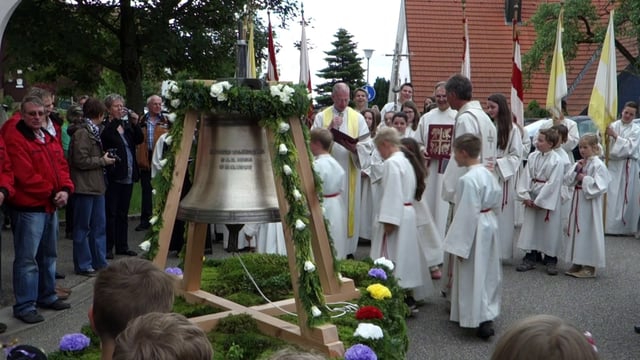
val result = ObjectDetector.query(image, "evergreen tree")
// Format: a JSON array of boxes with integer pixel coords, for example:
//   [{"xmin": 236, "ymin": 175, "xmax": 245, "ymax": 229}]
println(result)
[
  {"xmin": 372, "ymin": 77, "xmax": 390, "ymax": 109},
  {"xmin": 315, "ymin": 28, "xmax": 365, "ymax": 107}
]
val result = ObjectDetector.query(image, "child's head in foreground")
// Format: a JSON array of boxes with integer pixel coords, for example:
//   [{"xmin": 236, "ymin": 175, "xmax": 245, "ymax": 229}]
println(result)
[
  {"xmin": 90, "ymin": 258, "xmax": 176, "ymax": 344},
  {"xmin": 491, "ymin": 314, "xmax": 598, "ymax": 360},
  {"xmin": 113, "ymin": 312, "xmax": 213, "ymax": 360}
]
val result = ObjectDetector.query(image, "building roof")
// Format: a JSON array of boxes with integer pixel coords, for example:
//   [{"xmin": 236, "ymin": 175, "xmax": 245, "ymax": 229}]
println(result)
[{"xmin": 405, "ymin": 0, "xmax": 638, "ymax": 116}]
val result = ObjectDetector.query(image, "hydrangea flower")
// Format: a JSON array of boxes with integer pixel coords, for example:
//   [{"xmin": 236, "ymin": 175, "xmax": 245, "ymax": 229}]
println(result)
[
  {"xmin": 165, "ymin": 267, "xmax": 183, "ymax": 276},
  {"xmin": 366, "ymin": 284, "xmax": 392, "ymax": 300},
  {"xmin": 344, "ymin": 344, "xmax": 377, "ymax": 360},
  {"xmin": 374, "ymin": 257, "xmax": 395, "ymax": 271},
  {"xmin": 353, "ymin": 323, "xmax": 384, "ymax": 340},
  {"xmin": 368, "ymin": 268, "xmax": 387, "ymax": 280},
  {"xmin": 59, "ymin": 333, "xmax": 90, "ymax": 352},
  {"xmin": 355, "ymin": 306, "xmax": 384, "ymax": 320}
]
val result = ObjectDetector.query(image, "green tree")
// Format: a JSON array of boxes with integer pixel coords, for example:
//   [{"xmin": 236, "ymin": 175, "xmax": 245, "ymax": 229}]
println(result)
[
  {"xmin": 4, "ymin": 0, "xmax": 299, "ymax": 112},
  {"xmin": 315, "ymin": 28, "xmax": 365, "ymax": 107},
  {"xmin": 523, "ymin": 0, "xmax": 640, "ymax": 85},
  {"xmin": 371, "ymin": 77, "xmax": 390, "ymax": 109}
]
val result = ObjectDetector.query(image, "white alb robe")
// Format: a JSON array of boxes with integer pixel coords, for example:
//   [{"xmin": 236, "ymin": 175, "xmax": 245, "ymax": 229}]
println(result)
[
  {"xmin": 444, "ymin": 164, "xmax": 502, "ymax": 328},
  {"xmin": 442, "ymin": 101, "xmax": 497, "ymax": 203},
  {"xmin": 313, "ymin": 108, "xmax": 369, "ymax": 255},
  {"xmin": 554, "ymin": 147, "xmax": 572, "ymax": 239},
  {"xmin": 564, "ymin": 156, "xmax": 609, "ymax": 267},
  {"xmin": 241, "ymin": 223, "xmax": 287, "ymax": 255},
  {"xmin": 516, "ymin": 150, "xmax": 564, "ymax": 257},
  {"xmin": 314, "ymin": 154, "xmax": 348, "ymax": 259},
  {"xmin": 413, "ymin": 107, "xmax": 457, "ymax": 238},
  {"xmin": 373, "ymin": 151, "xmax": 427, "ymax": 292},
  {"xmin": 413, "ymin": 184, "xmax": 444, "ymax": 268},
  {"xmin": 495, "ymin": 126, "xmax": 523, "ymax": 261},
  {"xmin": 605, "ymin": 120, "xmax": 640, "ymax": 235},
  {"xmin": 357, "ymin": 138, "xmax": 384, "ymax": 241}
]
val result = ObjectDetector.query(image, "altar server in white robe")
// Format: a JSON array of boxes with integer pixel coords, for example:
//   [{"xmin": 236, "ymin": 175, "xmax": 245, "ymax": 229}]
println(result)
[
  {"xmin": 516, "ymin": 128, "xmax": 564, "ymax": 275},
  {"xmin": 373, "ymin": 128, "xmax": 432, "ymax": 302},
  {"xmin": 486, "ymin": 94, "xmax": 523, "ymax": 262},
  {"xmin": 550, "ymin": 124, "xmax": 573, "ymax": 239},
  {"xmin": 413, "ymin": 81, "xmax": 457, "ymax": 239},
  {"xmin": 534, "ymin": 107, "xmax": 580, "ymax": 162},
  {"xmin": 443, "ymin": 134, "xmax": 502, "ymax": 339},
  {"xmin": 564, "ymin": 134, "xmax": 610, "ymax": 278},
  {"xmin": 310, "ymin": 128, "xmax": 348, "ymax": 259},
  {"xmin": 313, "ymin": 82, "xmax": 370, "ymax": 257},
  {"xmin": 604, "ymin": 101, "xmax": 640, "ymax": 235},
  {"xmin": 242, "ymin": 223, "xmax": 286, "ymax": 255}
]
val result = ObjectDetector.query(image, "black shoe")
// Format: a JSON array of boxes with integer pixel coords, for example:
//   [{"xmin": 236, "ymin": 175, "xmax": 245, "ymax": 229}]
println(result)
[
  {"xmin": 0, "ymin": 322, "xmax": 6, "ymax": 333},
  {"xmin": 55, "ymin": 272, "xmax": 65, "ymax": 279},
  {"xmin": 106, "ymin": 252, "xmax": 114, "ymax": 259},
  {"xmin": 346, "ymin": 254, "xmax": 355, "ymax": 260},
  {"xmin": 16, "ymin": 310, "xmax": 44, "ymax": 324},
  {"xmin": 135, "ymin": 223, "xmax": 150, "ymax": 231},
  {"xmin": 76, "ymin": 269, "xmax": 97, "ymax": 277},
  {"xmin": 477, "ymin": 321, "xmax": 495, "ymax": 339},
  {"xmin": 116, "ymin": 250, "xmax": 138, "ymax": 256},
  {"xmin": 38, "ymin": 299, "xmax": 71, "ymax": 311},
  {"xmin": 635, "ymin": 325, "xmax": 640, "ymax": 334}
]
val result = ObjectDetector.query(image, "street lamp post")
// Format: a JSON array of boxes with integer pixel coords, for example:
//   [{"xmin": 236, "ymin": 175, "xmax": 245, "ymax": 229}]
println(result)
[{"xmin": 363, "ymin": 49, "xmax": 374, "ymax": 84}]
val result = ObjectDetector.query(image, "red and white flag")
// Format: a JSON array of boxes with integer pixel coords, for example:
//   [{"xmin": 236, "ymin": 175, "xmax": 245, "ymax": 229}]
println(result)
[
  {"xmin": 266, "ymin": 12, "xmax": 278, "ymax": 82},
  {"xmin": 461, "ymin": 16, "xmax": 471, "ymax": 79},
  {"xmin": 511, "ymin": 34, "xmax": 524, "ymax": 127},
  {"xmin": 299, "ymin": 14, "xmax": 311, "ymax": 92}
]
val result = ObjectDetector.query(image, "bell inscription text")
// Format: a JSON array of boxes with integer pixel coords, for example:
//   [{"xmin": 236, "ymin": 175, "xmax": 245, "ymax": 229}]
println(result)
[{"xmin": 211, "ymin": 148, "xmax": 265, "ymax": 170}]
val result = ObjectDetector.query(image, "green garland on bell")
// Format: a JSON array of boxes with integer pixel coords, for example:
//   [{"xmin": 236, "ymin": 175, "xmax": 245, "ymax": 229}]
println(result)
[{"xmin": 143, "ymin": 79, "xmax": 340, "ymax": 326}]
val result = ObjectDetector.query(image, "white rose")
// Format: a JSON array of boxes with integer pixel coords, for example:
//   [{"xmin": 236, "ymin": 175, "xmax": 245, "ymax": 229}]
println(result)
[
  {"xmin": 210, "ymin": 81, "xmax": 231, "ymax": 101},
  {"xmin": 139, "ymin": 240, "xmax": 151, "ymax": 252},
  {"xmin": 304, "ymin": 261, "xmax": 316, "ymax": 272},
  {"xmin": 170, "ymin": 84, "xmax": 180, "ymax": 94},
  {"xmin": 283, "ymin": 164, "xmax": 292, "ymax": 176},
  {"xmin": 164, "ymin": 135, "xmax": 173, "ymax": 146},
  {"xmin": 170, "ymin": 98, "xmax": 181, "ymax": 108},
  {"xmin": 278, "ymin": 122, "xmax": 290, "ymax": 133},
  {"xmin": 354, "ymin": 323, "xmax": 384, "ymax": 340},
  {"xmin": 161, "ymin": 80, "xmax": 177, "ymax": 99},
  {"xmin": 292, "ymin": 189, "xmax": 302, "ymax": 201},
  {"xmin": 167, "ymin": 113, "xmax": 177, "ymax": 123},
  {"xmin": 311, "ymin": 306, "xmax": 322, "ymax": 317},
  {"xmin": 159, "ymin": 159, "xmax": 168, "ymax": 167},
  {"xmin": 149, "ymin": 216, "xmax": 159, "ymax": 225},
  {"xmin": 295, "ymin": 219, "xmax": 306, "ymax": 231},
  {"xmin": 152, "ymin": 189, "xmax": 157, "ymax": 195},
  {"xmin": 278, "ymin": 144, "xmax": 288, "ymax": 155}
]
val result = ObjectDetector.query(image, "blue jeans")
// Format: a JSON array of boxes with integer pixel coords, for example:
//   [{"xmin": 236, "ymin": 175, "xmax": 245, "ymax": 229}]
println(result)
[
  {"xmin": 12, "ymin": 210, "xmax": 59, "ymax": 316},
  {"xmin": 72, "ymin": 194, "xmax": 108, "ymax": 272}
]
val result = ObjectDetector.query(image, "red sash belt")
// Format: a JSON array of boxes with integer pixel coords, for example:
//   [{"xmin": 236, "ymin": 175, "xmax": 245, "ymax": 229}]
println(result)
[
  {"xmin": 404, "ymin": 202, "xmax": 412, "ymax": 206},
  {"xmin": 480, "ymin": 208, "xmax": 492, "ymax": 213},
  {"xmin": 532, "ymin": 178, "xmax": 547, "ymax": 183},
  {"xmin": 324, "ymin": 192, "xmax": 340, "ymax": 198}
]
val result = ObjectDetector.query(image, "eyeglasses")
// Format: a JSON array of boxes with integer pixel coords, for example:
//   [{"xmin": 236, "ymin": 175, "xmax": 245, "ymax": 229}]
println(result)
[
  {"xmin": 435, "ymin": 95, "xmax": 447, "ymax": 99},
  {"xmin": 26, "ymin": 111, "xmax": 45, "ymax": 116}
]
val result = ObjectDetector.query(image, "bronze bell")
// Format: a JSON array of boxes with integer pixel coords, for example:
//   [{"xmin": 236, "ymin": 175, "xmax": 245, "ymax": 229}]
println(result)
[{"xmin": 177, "ymin": 112, "xmax": 281, "ymax": 224}]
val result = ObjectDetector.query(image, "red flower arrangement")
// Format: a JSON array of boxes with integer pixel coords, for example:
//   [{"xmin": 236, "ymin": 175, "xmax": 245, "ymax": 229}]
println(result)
[{"xmin": 355, "ymin": 305, "xmax": 384, "ymax": 320}]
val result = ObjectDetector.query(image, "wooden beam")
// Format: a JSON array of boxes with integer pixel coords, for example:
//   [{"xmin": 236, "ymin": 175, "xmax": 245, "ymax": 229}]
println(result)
[
  {"xmin": 153, "ymin": 109, "xmax": 197, "ymax": 269},
  {"xmin": 182, "ymin": 222, "xmax": 208, "ymax": 292}
]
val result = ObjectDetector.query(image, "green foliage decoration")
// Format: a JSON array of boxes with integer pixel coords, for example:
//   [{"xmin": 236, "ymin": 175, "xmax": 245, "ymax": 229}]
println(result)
[{"xmin": 143, "ymin": 79, "xmax": 338, "ymax": 327}]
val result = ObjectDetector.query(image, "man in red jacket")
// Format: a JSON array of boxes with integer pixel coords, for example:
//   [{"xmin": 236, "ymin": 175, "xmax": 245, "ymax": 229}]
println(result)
[{"xmin": 3, "ymin": 96, "xmax": 74, "ymax": 324}]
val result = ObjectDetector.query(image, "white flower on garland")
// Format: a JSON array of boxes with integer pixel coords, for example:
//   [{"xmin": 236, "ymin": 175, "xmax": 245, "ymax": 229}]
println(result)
[
  {"xmin": 164, "ymin": 135, "xmax": 173, "ymax": 146},
  {"xmin": 159, "ymin": 159, "xmax": 168, "ymax": 168},
  {"xmin": 283, "ymin": 164, "xmax": 293, "ymax": 176},
  {"xmin": 354, "ymin": 323, "xmax": 384, "ymax": 340},
  {"xmin": 295, "ymin": 219, "xmax": 306, "ymax": 231},
  {"xmin": 210, "ymin": 81, "xmax": 232, "ymax": 101},
  {"xmin": 292, "ymin": 189, "xmax": 302, "ymax": 201},
  {"xmin": 278, "ymin": 144, "xmax": 288, "ymax": 155},
  {"xmin": 167, "ymin": 113, "xmax": 177, "ymax": 123},
  {"xmin": 139, "ymin": 240, "xmax": 151, "ymax": 252},
  {"xmin": 149, "ymin": 216, "xmax": 159, "ymax": 225},
  {"xmin": 374, "ymin": 257, "xmax": 395, "ymax": 271},
  {"xmin": 304, "ymin": 261, "xmax": 316, "ymax": 272},
  {"xmin": 152, "ymin": 189, "xmax": 157, "ymax": 195},
  {"xmin": 311, "ymin": 306, "xmax": 322, "ymax": 317},
  {"xmin": 161, "ymin": 80, "xmax": 178, "ymax": 100},
  {"xmin": 270, "ymin": 84, "xmax": 295, "ymax": 104},
  {"xmin": 170, "ymin": 98, "xmax": 181, "ymax": 108},
  {"xmin": 278, "ymin": 122, "xmax": 290, "ymax": 133}
]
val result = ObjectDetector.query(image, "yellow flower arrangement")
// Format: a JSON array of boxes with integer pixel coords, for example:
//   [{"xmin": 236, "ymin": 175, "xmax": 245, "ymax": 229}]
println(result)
[{"xmin": 366, "ymin": 283, "xmax": 392, "ymax": 300}]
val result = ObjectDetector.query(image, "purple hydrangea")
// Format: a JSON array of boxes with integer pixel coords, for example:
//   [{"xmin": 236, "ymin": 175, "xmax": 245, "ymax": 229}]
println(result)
[
  {"xmin": 59, "ymin": 333, "xmax": 90, "ymax": 352},
  {"xmin": 344, "ymin": 344, "xmax": 377, "ymax": 360},
  {"xmin": 368, "ymin": 268, "xmax": 387, "ymax": 280},
  {"xmin": 165, "ymin": 267, "xmax": 183, "ymax": 276}
]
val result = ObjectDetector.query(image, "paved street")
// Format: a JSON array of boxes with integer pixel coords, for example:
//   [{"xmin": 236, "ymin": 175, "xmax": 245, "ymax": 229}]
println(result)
[{"xmin": 1, "ymin": 221, "xmax": 639, "ymax": 358}]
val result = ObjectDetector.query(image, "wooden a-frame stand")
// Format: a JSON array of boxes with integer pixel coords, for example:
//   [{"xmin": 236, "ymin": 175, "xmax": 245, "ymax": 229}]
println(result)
[{"xmin": 152, "ymin": 107, "xmax": 359, "ymax": 356}]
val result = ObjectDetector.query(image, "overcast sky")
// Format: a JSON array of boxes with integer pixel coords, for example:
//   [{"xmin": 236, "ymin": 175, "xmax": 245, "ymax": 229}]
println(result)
[{"xmin": 260, "ymin": 0, "xmax": 405, "ymax": 90}]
